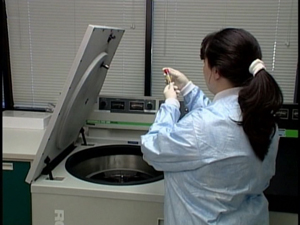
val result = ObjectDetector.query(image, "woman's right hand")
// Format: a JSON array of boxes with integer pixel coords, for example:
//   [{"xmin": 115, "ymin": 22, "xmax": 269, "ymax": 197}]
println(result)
[{"xmin": 162, "ymin": 67, "xmax": 189, "ymax": 90}]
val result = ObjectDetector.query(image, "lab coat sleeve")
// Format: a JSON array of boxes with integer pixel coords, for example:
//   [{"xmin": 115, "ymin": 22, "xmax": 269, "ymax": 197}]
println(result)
[
  {"xmin": 182, "ymin": 82, "xmax": 211, "ymax": 112},
  {"xmin": 141, "ymin": 103, "xmax": 205, "ymax": 172}
]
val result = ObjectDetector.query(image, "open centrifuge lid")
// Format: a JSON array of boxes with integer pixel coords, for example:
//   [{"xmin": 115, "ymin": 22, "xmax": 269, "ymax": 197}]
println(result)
[{"xmin": 26, "ymin": 25, "xmax": 125, "ymax": 183}]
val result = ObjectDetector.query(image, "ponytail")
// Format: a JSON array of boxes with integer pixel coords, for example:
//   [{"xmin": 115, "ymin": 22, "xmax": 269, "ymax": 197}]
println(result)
[{"xmin": 238, "ymin": 69, "xmax": 283, "ymax": 161}]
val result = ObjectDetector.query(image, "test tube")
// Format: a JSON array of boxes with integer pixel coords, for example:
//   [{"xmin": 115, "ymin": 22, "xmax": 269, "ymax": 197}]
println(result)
[{"xmin": 164, "ymin": 69, "xmax": 172, "ymax": 85}]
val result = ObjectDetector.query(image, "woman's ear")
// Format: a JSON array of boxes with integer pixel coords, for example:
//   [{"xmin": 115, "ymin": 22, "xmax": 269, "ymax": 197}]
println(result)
[{"xmin": 212, "ymin": 68, "xmax": 221, "ymax": 80}]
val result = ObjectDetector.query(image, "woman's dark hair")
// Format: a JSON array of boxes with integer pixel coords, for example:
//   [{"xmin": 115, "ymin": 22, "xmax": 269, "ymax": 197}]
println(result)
[{"xmin": 200, "ymin": 28, "xmax": 283, "ymax": 161}]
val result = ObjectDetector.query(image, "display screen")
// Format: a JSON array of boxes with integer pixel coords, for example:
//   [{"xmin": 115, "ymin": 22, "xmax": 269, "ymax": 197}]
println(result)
[
  {"xmin": 130, "ymin": 102, "xmax": 144, "ymax": 111},
  {"xmin": 110, "ymin": 101, "xmax": 125, "ymax": 110}
]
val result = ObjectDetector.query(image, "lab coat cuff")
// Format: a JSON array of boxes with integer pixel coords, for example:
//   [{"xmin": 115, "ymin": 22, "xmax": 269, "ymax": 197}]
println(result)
[
  {"xmin": 165, "ymin": 98, "xmax": 180, "ymax": 108},
  {"xmin": 181, "ymin": 81, "xmax": 195, "ymax": 96}
]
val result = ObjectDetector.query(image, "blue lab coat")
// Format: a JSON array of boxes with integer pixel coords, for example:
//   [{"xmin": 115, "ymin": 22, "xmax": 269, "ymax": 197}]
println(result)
[{"xmin": 141, "ymin": 83, "xmax": 279, "ymax": 225}]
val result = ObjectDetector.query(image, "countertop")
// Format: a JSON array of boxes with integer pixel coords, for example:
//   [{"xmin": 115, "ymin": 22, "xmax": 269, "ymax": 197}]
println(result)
[{"xmin": 3, "ymin": 127, "xmax": 46, "ymax": 161}]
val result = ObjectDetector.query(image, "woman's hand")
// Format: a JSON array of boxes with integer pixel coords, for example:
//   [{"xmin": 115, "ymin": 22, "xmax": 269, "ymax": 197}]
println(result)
[
  {"xmin": 162, "ymin": 67, "xmax": 189, "ymax": 90},
  {"xmin": 164, "ymin": 82, "xmax": 180, "ymax": 100}
]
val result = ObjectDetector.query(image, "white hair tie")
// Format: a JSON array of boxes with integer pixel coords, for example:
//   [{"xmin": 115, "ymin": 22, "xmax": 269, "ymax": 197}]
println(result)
[{"xmin": 249, "ymin": 59, "xmax": 266, "ymax": 76}]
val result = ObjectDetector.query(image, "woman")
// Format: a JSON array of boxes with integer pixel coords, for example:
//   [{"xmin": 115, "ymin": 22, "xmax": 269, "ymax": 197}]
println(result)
[{"xmin": 141, "ymin": 28, "xmax": 283, "ymax": 225}]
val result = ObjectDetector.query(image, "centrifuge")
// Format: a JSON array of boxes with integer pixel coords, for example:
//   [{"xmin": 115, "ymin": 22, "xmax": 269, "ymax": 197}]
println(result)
[{"xmin": 26, "ymin": 24, "xmax": 165, "ymax": 225}]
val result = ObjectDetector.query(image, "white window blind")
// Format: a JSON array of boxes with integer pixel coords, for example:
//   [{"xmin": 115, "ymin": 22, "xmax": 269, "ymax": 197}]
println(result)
[
  {"xmin": 152, "ymin": 0, "xmax": 298, "ymax": 103},
  {"xmin": 6, "ymin": 0, "xmax": 146, "ymax": 109}
]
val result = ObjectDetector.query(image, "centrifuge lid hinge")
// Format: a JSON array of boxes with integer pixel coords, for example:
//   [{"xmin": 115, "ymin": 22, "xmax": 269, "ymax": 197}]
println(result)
[{"xmin": 41, "ymin": 143, "xmax": 76, "ymax": 178}]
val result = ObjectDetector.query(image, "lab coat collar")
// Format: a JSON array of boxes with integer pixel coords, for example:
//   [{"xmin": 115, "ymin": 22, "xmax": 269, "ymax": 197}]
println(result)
[{"xmin": 213, "ymin": 87, "xmax": 242, "ymax": 102}]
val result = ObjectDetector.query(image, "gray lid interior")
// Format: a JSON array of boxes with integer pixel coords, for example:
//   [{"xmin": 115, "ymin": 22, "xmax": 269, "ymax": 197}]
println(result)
[{"xmin": 26, "ymin": 25, "xmax": 125, "ymax": 183}]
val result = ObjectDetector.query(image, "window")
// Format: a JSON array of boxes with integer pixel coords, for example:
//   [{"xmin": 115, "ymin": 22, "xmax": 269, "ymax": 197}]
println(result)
[
  {"xmin": 151, "ymin": 0, "xmax": 298, "ymax": 103},
  {"xmin": 6, "ymin": 0, "xmax": 146, "ymax": 109},
  {"xmin": 5, "ymin": 0, "xmax": 298, "ymax": 109}
]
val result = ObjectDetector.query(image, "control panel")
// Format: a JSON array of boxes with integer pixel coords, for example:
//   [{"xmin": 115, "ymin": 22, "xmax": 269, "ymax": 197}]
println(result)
[
  {"xmin": 276, "ymin": 104, "xmax": 298, "ymax": 121},
  {"xmin": 97, "ymin": 97, "xmax": 189, "ymax": 118},
  {"xmin": 275, "ymin": 103, "xmax": 298, "ymax": 135},
  {"xmin": 86, "ymin": 96, "xmax": 189, "ymax": 131},
  {"xmin": 98, "ymin": 97, "xmax": 158, "ymax": 114}
]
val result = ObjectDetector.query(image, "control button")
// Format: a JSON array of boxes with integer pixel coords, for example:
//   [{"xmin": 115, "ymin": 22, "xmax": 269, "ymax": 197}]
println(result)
[{"xmin": 146, "ymin": 102, "xmax": 153, "ymax": 110}]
